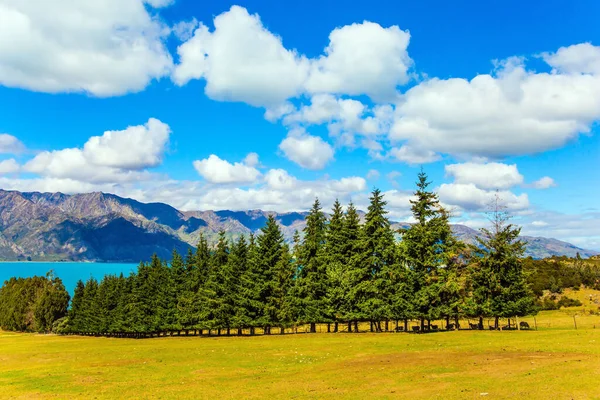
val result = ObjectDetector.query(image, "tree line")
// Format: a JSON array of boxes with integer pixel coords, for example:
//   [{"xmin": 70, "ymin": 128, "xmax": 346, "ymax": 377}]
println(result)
[{"xmin": 1, "ymin": 173, "xmax": 540, "ymax": 336}]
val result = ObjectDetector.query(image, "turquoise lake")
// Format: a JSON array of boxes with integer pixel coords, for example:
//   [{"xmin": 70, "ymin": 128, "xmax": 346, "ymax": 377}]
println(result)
[{"xmin": 0, "ymin": 262, "xmax": 138, "ymax": 295}]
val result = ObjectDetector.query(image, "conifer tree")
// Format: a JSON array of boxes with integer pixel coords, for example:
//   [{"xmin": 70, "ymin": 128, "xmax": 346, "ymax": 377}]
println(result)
[
  {"xmin": 256, "ymin": 215, "xmax": 286, "ymax": 333},
  {"xmin": 296, "ymin": 199, "xmax": 329, "ymax": 333},
  {"xmin": 401, "ymin": 171, "xmax": 459, "ymax": 330},
  {"xmin": 342, "ymin": 202, "xmax": 363, "ymax": 331},
  {"xmin": 467, "ymin": 196, "xmax": 536, "ymax": 329},
  {"xmin": 324, "ymin": 200, "xmax": 347, "ymax": 331},
  {"xmin": 237, "ymin": 234, "xmax": 263, "ymax": 334}
]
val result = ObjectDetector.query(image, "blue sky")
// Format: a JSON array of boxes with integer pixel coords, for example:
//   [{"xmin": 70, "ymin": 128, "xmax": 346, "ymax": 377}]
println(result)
[{"xmin": 0, "ymin": 0, "xmax": 599, "ymax": 249}]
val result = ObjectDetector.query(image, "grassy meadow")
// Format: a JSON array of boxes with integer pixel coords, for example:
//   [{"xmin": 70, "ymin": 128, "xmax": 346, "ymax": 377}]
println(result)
[{"xmin": 2, "ymin": 304, "xmax": 600, "ymax": 399}]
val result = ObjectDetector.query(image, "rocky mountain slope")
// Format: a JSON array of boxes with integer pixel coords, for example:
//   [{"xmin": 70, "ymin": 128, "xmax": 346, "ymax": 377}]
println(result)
[{"xmin": 0, "ymin": 190, "xmax": 596, "ymax": 262}]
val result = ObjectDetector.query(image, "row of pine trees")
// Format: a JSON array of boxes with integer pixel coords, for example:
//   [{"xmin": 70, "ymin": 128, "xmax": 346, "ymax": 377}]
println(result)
[{"xmin": 65, "ymin": 173, "xmax": 537, "ymax": 336}]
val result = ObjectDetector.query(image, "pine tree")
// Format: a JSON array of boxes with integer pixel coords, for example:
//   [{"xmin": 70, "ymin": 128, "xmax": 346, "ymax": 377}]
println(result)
[
  {"xmin": 68, "ymin": 280, "xmax": 86, "ymax": 332},
  {"xmin": 342, "ymin": 202, "xmax": 363, "ymax": 331},
  {"xmin": 401, "ymin": 171, "xmax": 459, "ymax": 330},
  {"xmin": 236, "ymin": 233, "xmax": 263, "ymax": 334},
  {"xmin": 467, "ymin": 196, "xmax": 537, "ymax": 329},
  {"xmin": 198, "ymin": 231, "xmax": 229, "ymax": 333},
  {"xmin": 296, "ymin": 199, "xmax": 329, "ymax": 332},
  {"xmin": 324, "ymin": 200, "xmax": 347, "ymax": 331},
  {"xmin": 256, "ymin": 215, "xmax": 286, "ymax": 333},
  {"xmin": 354, "ymin": 189, "xmax": 397, "ymax": 331}
]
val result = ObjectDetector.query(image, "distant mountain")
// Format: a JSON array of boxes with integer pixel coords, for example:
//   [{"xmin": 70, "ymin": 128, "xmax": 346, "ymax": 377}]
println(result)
[{"xmin": 0, "ymin": 190, "xmax": 596, "ymax": 262}]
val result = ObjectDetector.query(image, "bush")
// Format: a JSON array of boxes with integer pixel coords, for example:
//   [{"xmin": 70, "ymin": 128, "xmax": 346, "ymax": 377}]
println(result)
[
  {"xmin": 52, "ymin": 317, "xmax": 69, "ymax": 334},
  {"xmin": 538, "ymin": 297, "xmax": 559, "ymax": 310},
  {"xmin": 557, "ymin": 296, "xmax": 583, "ymax": 308}
]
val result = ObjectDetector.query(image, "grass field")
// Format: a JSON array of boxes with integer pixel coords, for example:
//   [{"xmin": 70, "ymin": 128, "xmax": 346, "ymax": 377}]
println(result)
[{"xmin": 2, "ymin": 307, "xmax": 600, "ymax": 399}]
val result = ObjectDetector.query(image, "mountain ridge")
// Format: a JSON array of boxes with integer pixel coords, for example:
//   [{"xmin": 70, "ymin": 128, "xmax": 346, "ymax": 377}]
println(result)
[{"xmin": 0, "ymin": 189, "xmax": 596, "ymax": 262}]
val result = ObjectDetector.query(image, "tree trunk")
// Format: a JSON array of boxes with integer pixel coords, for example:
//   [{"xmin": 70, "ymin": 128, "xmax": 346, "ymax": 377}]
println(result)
[
  {"xmin": 479, "ymin": 316, "xmax": 484, "ymax": 330},
  {"xmin": 445, "ymin": 316, "xmax": 450, "ymax": 330},
  {"xmin": 334, "ymin": 322, "xmax": 339, "ymax": 333},
  {"xmin": 238, "ymin": 328, "xmax": 243, "ymax": 336},
  {"xmin": 348, "ymin": 321, "xmax": 352, "ymax": 333},
  {"xmin": 310, "ymin": 322, "xmax": 316, "ymax": 333},
  {"xmin": 354, "ymin": 320, "xmax": 359, "ymax": 333},
  {"xmin": 454, "ymin": 315, "xmax": 460, "ymax": 329},
  {"xmin": 280, "ymin": 326, "xmax": 285, "ymax": 335},
  {"xmin": 250, "ymin": 327, "xmax": 255, "ymax": 336},
  {"xmin": 420, "ymin": 318, "xmax": 425, "ymax": 331},
  {"xmin": 495, "ymin": 316, "xmax": 499, "ymax": 330},
  {"xmin": 404, "ymin": 319, "xmax": 408, "ymax": 332},
  {"xmin": 385, "ymin": 320, "xmax": 389, "ymax": 332},
  {"xmin": 227, "ymin": 327, "xmax": 230, "ymax": 336},
  {"xmin": 327, "ymin": 323, "xmax": 331, "ymax": 333}
]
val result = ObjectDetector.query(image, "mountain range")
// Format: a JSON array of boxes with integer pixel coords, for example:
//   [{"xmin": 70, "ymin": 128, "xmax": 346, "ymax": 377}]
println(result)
[{"xmin": 0, "ymin": 190, "xmax": 596, "ymax": 262}]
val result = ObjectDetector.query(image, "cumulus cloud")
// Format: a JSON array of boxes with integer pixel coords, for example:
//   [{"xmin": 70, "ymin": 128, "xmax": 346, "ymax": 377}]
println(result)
[
  {"xmin": 542, "ymin": 42, "xmax": 600, "ymax": 75},
  {"xmin": 389, "ymin": 145, "xmax": 440, "ymax": 164},
  {"xmin": 193, "ymin": 154, "xmax": 261, "ymax": 184},
  {"xmin": 0, "ymin": 134, "xmax": 25, "ymax": 154},
  {"xmin": 0, "ymin": 159, "xmax": 20, "ymax": 174},
  {"xmin": 438, "ymin": 183, "xmax": 529, "ymax": 212},
  {"xmin": 23, "ymin": 119, "xmax": 169, "ymax": 183},
  {"xmin": 279, "ymin": 129, "xmax": 334, "ymax": 170},
  {"xmin": 0, "ymin": 0, "xmax": 173, "ymax": 96},
  {"xmin": 305, "ymin": 21, "xmax": 412, "ymax": 101},
  {"xmin": 173, "ymin": 6, "xmax": 309, "ymax": 107},
  {"xmin": 173, "ymin": 6, "xmax": 413, "ymax": 107},
  {"xmin": 83, "ymin": 118, "xmax": 171, "ymax": 170},
  {"xmin": 445, "ymin": 162, "xmax": 524, "ymax": 190},
  {"xmin": 390, "ymin": 46, "xmax": 600, "ymax": 159},
  {"xmin": 530, "ymin": 176, "xmax": 557, "ymax": 189}
]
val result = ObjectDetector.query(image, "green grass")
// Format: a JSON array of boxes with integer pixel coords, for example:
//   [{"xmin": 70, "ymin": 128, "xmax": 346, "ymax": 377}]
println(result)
[{"xmin": 2, "ymin": 311, "xmax": 600, "ymax": 399}]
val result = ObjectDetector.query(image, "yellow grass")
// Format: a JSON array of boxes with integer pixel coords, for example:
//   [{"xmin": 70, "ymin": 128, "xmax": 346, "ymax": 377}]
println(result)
[{"xmin": 2, "ymin": 309, "xmax": 600, "ymax": 399}]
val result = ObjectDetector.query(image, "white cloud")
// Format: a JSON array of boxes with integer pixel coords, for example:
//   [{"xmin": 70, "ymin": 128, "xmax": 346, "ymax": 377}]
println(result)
[
  {"xmin": 0, "ymin": 134, "xmax": 25, "ymax": 154},
  {"xmin": 83, "ymin": 118, "xmax": 170, "ymax": 170},
  {"xmin": 0, "ymin": 0, "xmax": 173, "ymax": 96},
  {"xmin": 0, "ymin": 159, "xmax": 19, "ymax": 174},
  {"xmin": 23, "ymin": 119, "xmax": 168, "ymax": 183},
  {"xmin": 173, "ymin": 6, "xmax": 413, "ymax": 107},
  {"xmin": 542, "ymin": 42, "xmax": 600, "ymax": 75},
  {"xmin": 531, "ymin": 176, "xmax": 557, "ymax": 189},
  {"xmin": 389, "ymin": 145, "xmax": 440, "ymax": 164},
  {"xmin": 445, "ymin": 162, "xmax": 524, "ymax": 190},
  {"xmin": 264, "ymin": 168, "xmax": 297, "ymax": 190},
  {"xmin": 279, "ymin": 129, "xmax": 334, "ymax": 170},
  {"xmin": 173, "ymin": 6, "xmax": 309, "ymax": 107},
  {"xmin": 438, "ymin": 183, "xmax": 529, "ymax": 212},
  {"xmin": 193, "ymin": 154, "xmax": 261, "ymax": 184},
  {"xmin": 305, "ymin": 21, "xmax": 412, "ymax": 101},
  {"xmin": 390, "ymin": 46, "xmax": 600, "ymax": 159}
]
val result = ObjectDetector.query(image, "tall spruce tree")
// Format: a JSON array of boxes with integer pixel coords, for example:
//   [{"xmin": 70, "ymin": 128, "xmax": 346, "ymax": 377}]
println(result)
[
  {"xmin": 343, "ymin": 202, "xmax": 363, "ymax": 332},
  {"xmin": 296, "ymin": 199, "xmax": 329, "ymax": 333},
  {"xmin": 467, "ymin": 196, "xmax": 536, "ymax": 329},
  {"xmin": 354, "ymin": 189, "xmax": 397, "ymax": 331},
  {"xmin": 257, "ymin": 215, "xmax": 286, "ymax": 334},
  {"xmin": 401, "ymin": 171, "xmax": 459, "ymax": 330},
  {"xmin": 324, "ymin": 200, "xmax": 347, "ymax": 332}
]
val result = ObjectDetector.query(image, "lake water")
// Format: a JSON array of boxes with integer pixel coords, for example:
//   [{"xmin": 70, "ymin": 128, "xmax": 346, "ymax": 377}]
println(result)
[{"xmin": 0, "ymin": 262, "xmax": 138, "ymax": 295}]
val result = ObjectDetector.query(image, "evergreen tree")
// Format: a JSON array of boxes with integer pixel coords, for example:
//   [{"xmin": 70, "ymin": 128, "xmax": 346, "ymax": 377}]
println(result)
[
  {"xmin": 324, "ymin": 200, "xmax": 347, "ymax": 331},
  {"xmin": 256, "ymin": 215, "xmax": 286, "ymax": 333},
  {"xmin": 401, "ymin": 171, "xmax": 459, "ymax": 330},
  {"xmin": 296, "ymin": 198, "xmax": 329, "ymax": 332},
  {"xmin": 236, "ymin": 233, "xmax": 263, "ymax": 334},
  {"xmin": 68, "ymin": 280, "xmax": 86, "ymax": 332},
  {"xmin": 467, "ymin": 197, "xmax": 537, "ymax": 329},
  {"xmin": 352, "ymin": 189, "xmax": 397, "ymax": 331}
]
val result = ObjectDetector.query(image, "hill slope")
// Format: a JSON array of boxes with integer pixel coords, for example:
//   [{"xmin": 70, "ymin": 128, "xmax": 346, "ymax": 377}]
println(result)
[{"xmin": 0, "ymin": 190, "xmax": 596, "ymax": 262}]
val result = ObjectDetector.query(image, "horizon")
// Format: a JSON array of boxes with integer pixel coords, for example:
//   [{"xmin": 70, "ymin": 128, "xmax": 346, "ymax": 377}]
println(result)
[{"xmin": 0, "ymin": 1, "xmax": 599, "ymax": 251}]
